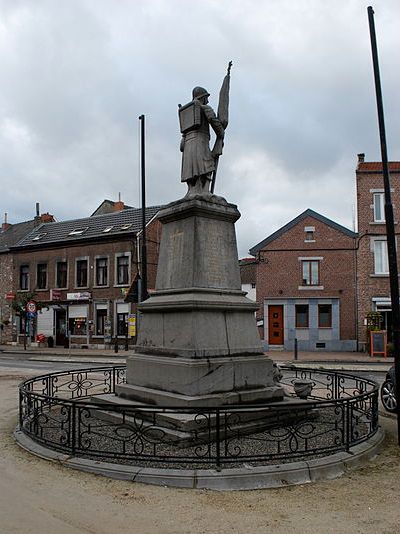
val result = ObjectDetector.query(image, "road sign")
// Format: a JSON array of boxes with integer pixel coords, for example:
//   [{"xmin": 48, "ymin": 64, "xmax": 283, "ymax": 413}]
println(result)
[
  {"xmin": 26, "ymin": 301, "xmax": 37, "ymax": 313},
  {"xmin": 5, "ymin": 292, "xmax": 16, "ymax": 300}
]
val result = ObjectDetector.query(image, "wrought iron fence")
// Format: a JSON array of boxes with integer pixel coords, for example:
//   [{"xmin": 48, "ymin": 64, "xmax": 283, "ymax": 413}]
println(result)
[{"xmin": 18, "ymin": 366, "xmax": 379, "ymax": 469}]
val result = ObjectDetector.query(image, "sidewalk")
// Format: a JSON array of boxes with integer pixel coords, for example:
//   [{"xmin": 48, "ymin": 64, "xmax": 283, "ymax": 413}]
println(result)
[{"xmin": 0, "ymin": 344, "xmax": 394, "ymax": 370}]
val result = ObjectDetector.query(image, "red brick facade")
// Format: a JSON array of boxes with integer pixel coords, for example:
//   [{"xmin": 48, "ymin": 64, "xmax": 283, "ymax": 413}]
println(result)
[
  {"xmin": 356, "ymin": 154, "xmax": 400, "ymax": 349},
  {"xmin": 250, "ymin": 210, "xmax": 357, "ymax": 351}
]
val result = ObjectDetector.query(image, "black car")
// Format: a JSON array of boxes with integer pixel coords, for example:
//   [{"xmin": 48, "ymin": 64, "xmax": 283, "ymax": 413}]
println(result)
[{"xmin": 380, "ymin": 366, "xmax": 397, "ymax": 412}]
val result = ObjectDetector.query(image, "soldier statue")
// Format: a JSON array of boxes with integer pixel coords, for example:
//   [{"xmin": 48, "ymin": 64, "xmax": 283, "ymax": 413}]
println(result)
[{"xmin": 178, "ymin": 63, "xmax": 232, "ymax": 196}]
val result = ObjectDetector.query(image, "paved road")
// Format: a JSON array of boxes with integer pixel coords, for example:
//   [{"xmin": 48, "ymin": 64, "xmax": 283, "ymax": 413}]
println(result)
[
  {"xmin": 0, "ymin": 353, "xmax": 388, "ymax": 387},
  {"xmin": 0, "ymin": 355, "xmax": 109, "ymax": 373}
]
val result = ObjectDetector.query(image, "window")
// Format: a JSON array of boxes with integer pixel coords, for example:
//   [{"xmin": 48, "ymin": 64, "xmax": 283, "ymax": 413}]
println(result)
[
  {"xmin": 116, "ymin": 255, "xmax": 129, "ymax": 285},
  {"xmin": 373, "ymin": 193, "xmax": 385, "ymax": 222},
  {"xmin": 96, "ymin": 258, "xmax": 108, "ymax": 286},
  {"xmin": 76, "ymin": 259, "xmax": 88, "ymax": 287},
  {"xmin": 32, "ymin": 233, "xmax": 47, "ymax": 241},
  {"xmin": 37, "ymin": 263, "xmax": 47, "ymax": 289},
  {"xmin": 56, "ymin": 261, "xmax": 67, "ymax": 288},
  {"xmin": 304, "ymin": 226, "xmax": 315, "ymax": 242},
  {"xmin": 68, "ymin": 317, "xmax": 87, "ymax": 335},
  {"xmin": 295, "ymin": 305, "xmax": 309, "ymax": 327},
  {"xmin": 302, "ymin": 260, "xmax": 319, "ymax": 286},
  {"xmin": 96, "ymin": 308, "xmax": 107, "ymax": 335},
  {"xmin": 374, "ymin": 240, "xmax": 389, "ymax": 274},
  {"xmin": 68, "ymin": 227, "xmax": 88, "ymax": 236},
  {"xmin": 20, "ymin": 265, "xmax": 29, "ymax": 290},
  {"xmin": 318, "ymin": 304, "xmax": 332, "ymax": 328},
  {"xmin": 117, "ymin": 312, "xmax": 128, "ymax": 336}
]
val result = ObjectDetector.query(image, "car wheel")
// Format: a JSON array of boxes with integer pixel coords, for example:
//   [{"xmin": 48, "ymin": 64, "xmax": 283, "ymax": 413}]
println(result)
[{"xmin": 380, "ymin": 379, "xmax": 397, "ymax": 413}]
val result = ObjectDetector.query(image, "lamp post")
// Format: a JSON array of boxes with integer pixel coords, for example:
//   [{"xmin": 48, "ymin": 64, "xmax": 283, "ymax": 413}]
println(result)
[
  {"xmin": 139, "ymin": 114, "xmax": 148, "ymax": 303},
  {"xmin": 368, "ymin": 6, "xmax": 400, "ymax": 445}
]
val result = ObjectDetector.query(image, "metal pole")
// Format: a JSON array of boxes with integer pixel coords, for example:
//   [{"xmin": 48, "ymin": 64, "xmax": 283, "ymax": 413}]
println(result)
[
  {"xmin": 139, "ymin": 114, "xmax": 148, "ymax": 302},
  {"xmin": 294, "ymin": 338, "xmax": 298, "ymax": 361},
  {"xmin": 368, "ymin": 6, "xmax": 400, "ymax": 443}
]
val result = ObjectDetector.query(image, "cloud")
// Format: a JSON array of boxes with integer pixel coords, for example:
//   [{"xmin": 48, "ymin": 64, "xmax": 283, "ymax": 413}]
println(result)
[{"xmin": 0, "ymin": 0, "xmax": 399, "ymax": 254}]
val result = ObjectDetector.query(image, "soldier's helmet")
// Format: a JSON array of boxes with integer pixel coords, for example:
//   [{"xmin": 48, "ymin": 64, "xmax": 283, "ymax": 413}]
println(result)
[{"xmin": 192, "ymin": 86, "xmax": 210, "ymax": 100}]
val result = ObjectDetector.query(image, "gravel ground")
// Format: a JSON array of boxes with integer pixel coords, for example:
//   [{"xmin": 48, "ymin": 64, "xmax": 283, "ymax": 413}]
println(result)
[
  {"xmin": 26, "ymin": 403, "xmax": 371, "ymax": 469},
  {"xmin": 1, "ymin": 368, "xmax": 400, "ymax": 533}
]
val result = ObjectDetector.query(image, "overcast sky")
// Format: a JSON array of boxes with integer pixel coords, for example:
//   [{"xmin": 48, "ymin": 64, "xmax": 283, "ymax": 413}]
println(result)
[{"xmin": 1, "ymin": 0, "xmax": 399, "ymax": 257}]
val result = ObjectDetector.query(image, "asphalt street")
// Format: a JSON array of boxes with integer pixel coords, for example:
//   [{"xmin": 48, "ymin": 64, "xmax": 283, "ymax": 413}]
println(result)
[{"xmin": 0, "ymin": 352, "xmax": 388, "ymax": 386}]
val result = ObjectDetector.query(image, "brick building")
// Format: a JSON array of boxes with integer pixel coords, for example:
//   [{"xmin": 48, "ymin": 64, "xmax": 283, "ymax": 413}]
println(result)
[
  {"xmin": 10, "ymin": 204, "xmax": 162, "ymax": 348},
  {"xmin": 355, "ymin": 153, "xmax": 400, "ymax": 349},
  {"xmin": 249, "ymin": 209, "xmax": 357, "ymax": 351},
  {"xmin": 0, "ymin": 211, "xmax": 55, "ymax": 344},
  {"xmin": 239, "ymin": 257, "xmax": 257, "ymax": 302}
]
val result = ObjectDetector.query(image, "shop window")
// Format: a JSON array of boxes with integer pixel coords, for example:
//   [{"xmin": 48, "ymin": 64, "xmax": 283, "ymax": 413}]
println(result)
[
  {"xmin": 302, "ymin": 260, "xmax": 320, "ymax": 286},
  {"xmin": 318, "ymin": 304, "xmax": 332, "ymax": 328},
  {"xmin": 68, "ymin": 317, "xmax": 87, "ymax": 335},
  {"xmin": 20, "ymin": 265, "xmax": 29, "ymax": 290},
  {"xmin": 117, "ymin": 255, "xmax": 129, "ymax": 285},
  {"xmin": 295, "ymin": 305, "xmax": 309, "ymax": 328},
  {"xmin": 96, "ymin": 308, "xmax": 107, "ymax": 335},
  {"xmin": 76, "ymin": 259, "xmax": 88, "ymax": 287},
  {"xmin": 56, "ymin": 261, "xmax": 68, "ymax": 288},
  {"xmin": 37, "ymin": 263, "xmax": 47, "ymax": 289},
  {"xmin": 96, "ymin": 258, "xmax": 108, "ymax": 286}
]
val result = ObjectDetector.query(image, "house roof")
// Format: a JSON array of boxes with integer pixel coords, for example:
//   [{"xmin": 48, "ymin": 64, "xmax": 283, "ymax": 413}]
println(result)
[
  {"xmin": 0, "ymin": 220, "xmax": 38, "ymax": 253},
  {"xmin": 357, "ymin": 162, "xmax": 400, "ymax": 173},
  {"xmin": 90, "ymin": 199, "xmax": 135, "ymax": 216},
  {"xmin": 249, "ymin": 209, "xmax": 357, "ymax": 256},
  {"xmin": 239, "ymin": 258, "xmax": 257, "ymax": 285},
  {"xmin": 12, "ymin": 205, "xmax": 163, "ymax": 250}
]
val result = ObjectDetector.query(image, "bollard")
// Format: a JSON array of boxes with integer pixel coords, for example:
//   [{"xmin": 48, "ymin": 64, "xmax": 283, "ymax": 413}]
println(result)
[
  {"xmin": 294, "ymin": 337, "xmax": 298, "ymax": 360},
  {"xmin": 114, "ymin": 338, "xmax": 119, "ymax": 353}
]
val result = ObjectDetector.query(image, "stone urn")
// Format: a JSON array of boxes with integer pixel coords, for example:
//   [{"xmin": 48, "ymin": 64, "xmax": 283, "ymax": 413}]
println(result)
[{"xmin": 293, "ymin": 379, "xmax": 314, "ymax": 399}]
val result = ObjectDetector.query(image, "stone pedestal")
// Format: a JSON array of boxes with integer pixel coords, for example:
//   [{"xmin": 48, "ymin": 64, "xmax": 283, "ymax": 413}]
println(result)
[{"xmin": 117, "ymin": 194, "xmax": 284, "ymax": 407}]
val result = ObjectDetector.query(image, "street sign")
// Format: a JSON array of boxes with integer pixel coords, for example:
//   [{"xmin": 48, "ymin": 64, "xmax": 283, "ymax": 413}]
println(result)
[
  {"xmin": 5, "ymin": 292, "xmax": 16, "ymax": 300},
  {"xmin": 26, "ymin": 301, "xmax": 37, "ymax": 313}
]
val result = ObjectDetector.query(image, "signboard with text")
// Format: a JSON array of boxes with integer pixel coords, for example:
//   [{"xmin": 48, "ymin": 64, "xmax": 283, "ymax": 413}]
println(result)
[
  {"xmin": 67, "ymin": 292, "xmax": 91, "ymax": 301},
  {"xmin": 128, "ymin": 314, "xmax": 136, "ymax": 337},
  {"xmin": 370, "ymin": 330, "xmax": 387, "ymax": 357}
]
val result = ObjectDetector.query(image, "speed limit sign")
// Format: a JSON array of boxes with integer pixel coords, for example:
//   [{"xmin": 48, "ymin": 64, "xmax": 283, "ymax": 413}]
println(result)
[{"xmin": 26, "ymin": 301, "xmax": 37, "ymax": 313}]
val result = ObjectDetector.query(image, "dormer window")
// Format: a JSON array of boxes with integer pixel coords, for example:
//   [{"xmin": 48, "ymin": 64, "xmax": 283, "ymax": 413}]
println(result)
[
  {"xmin": 68, "ymin": 227, "xmax": 88, "ymax": 236},
  {"xmin": 304, "ymin": 226, "xmax": 315, "ymax": 242},
  {"xmin": 32, "ymin": 233, "xmax": 47, "ymax": 241}
]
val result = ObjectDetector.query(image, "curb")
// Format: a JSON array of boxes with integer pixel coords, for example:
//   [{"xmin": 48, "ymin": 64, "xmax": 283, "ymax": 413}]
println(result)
[{"xmin": 14, "ymin": 427, "xmax": 384, "ymax": 491}]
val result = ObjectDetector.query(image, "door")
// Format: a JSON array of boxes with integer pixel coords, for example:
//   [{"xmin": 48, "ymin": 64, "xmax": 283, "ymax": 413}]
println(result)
[
  {"xmin": 268, "ymin": 305, "xmax": 284, "ymax": 345},
  {"xmin": 55, "ymin": 309, "xmax": 67, "ymax": 346}
]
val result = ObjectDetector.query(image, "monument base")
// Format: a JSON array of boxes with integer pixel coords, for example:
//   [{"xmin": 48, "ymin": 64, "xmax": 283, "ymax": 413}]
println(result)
[{"xmin": 115, "ymin": 353, "xmax": 284, "ymax": 407}]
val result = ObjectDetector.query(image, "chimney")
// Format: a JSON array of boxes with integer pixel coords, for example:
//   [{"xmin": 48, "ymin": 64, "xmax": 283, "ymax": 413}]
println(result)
[
  {"xmin": 113, "ymin": 193, "xmax": 124, "ymax": 212},
  {"xmin": 357, "ymin": 153, "xmax": 365, "ymax": 164},
  {"xmin": 2, "ymin": 212, "xmax": 11, "ymax": 232},
  {"xmin": 40, "ymin": 212, "xmax": 55, "ymax": 223}
]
